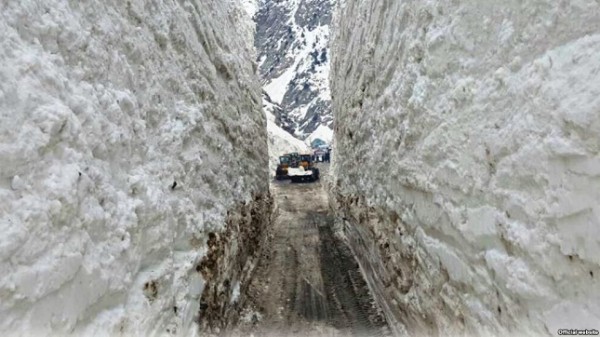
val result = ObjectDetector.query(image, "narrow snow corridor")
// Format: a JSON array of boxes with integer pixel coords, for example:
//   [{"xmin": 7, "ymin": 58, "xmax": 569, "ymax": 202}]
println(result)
[{"xmin": 2, "ymin": 0, "xmax": 600, "ymax": 336}]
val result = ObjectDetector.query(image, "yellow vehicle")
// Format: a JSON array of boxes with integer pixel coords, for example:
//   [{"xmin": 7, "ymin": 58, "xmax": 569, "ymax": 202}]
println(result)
[
  {"xmin": 299, "ymin": 154, "xmax": 312, "ymax": 169},
  {"xmin": 275, "ymin": 155, "xmax": 291, "ymax": 180},
  {"xmin": 288, "ymin": 154, "xmax": 320, "ymax": 183}
]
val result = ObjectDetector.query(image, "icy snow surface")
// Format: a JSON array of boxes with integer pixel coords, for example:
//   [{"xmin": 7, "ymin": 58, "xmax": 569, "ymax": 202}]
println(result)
[
  {"xmin": 331, "ymin": 0, "xmax": 600, "ymax": 336},
  {"xmin": 0, "ymin": 1, "xmax": 267, "ymax": 336}
]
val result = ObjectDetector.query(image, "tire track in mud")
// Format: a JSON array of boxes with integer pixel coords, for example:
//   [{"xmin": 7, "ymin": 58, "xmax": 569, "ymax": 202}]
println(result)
[
  {"xmin": 283, "ymin": 244, "xmax": 299, "ymax": 322},
  {"xmin": 315, "ymin": 213, "xmax": 389, "ymax": 337}
]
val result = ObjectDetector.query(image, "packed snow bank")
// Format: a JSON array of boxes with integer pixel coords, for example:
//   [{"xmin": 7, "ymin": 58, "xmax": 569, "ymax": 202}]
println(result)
[
  {"xmin": 263, "ymin": 94, "xmax": 309, "ymax": 175},
  {"xmin": 331, "ymin": 1, "xmax": 600, "ymax": 336},
  {"xmin": 0, "ymin": 1, "xmax": 269, "ymax": 336},
  {"xmin": 266, "ymin": 120, "xmax": 309, "ymax": 174}
]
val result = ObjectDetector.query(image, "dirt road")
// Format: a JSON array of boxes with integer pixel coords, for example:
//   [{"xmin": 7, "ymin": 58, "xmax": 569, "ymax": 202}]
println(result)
[{"xmin": 226, "ymin": 165, "xmax": 390, "ymax": 337}]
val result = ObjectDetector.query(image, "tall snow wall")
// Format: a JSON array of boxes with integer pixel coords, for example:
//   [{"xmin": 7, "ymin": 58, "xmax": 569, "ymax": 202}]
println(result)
[
  {"xmin": 0, "ymin": 1, "xmax": 270, "ymax": 336},
  {"xmin": 331, "ymin": 1, "xmax": 600, "ymax": 336}
]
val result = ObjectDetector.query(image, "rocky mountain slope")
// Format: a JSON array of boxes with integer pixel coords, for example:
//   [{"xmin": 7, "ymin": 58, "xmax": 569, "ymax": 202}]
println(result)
[
  {"xmin": 254, "ymin": 0, "xmax": 334, "ymax": 143},
  {"xmin": 0, "ymin": 1, "xmax": 269, "ymax": 336},
  {"xmin": 330, "ymin": 0, "xmax": 600, "ymax": 336},
  {"xmin": 240, "ymin": 2, "xmax": 309, "ymax": 175}
]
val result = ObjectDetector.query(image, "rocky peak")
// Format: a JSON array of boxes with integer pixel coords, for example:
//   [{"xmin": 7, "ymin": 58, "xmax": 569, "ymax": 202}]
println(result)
[{"xmin": 254, "ymin": 0, "xmax": 334, "ymax": 143}]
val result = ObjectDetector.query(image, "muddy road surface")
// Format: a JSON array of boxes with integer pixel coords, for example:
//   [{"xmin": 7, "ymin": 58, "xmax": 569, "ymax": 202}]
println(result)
[{"xmin": 226, "ymin": 165, "xmax": 390, "ymax": 337}]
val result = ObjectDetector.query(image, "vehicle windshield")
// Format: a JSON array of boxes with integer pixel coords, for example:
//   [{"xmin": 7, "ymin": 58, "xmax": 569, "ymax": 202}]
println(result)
[
  {"xmin": 279, "ymin": 156, "xmax": 290, "ymax": 164},
  {"xmin": 300, "ymin": 155, "xmax": 311, "ymax": 161}
]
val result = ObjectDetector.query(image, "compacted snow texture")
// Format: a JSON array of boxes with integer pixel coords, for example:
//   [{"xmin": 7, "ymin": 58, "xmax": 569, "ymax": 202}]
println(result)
[
  {"xmin": 0, "ymin": 1, "xmax": 268, "ymax": 336},
  {"xmin": 331, "ymin": 1, "xmax": 600, "ymax": 336}
]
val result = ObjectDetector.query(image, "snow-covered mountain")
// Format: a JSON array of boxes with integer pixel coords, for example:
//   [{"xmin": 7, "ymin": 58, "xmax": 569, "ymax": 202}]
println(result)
[
  {"xmin": 254, "ymin": 0, "xmax": 334, "ymax": 144},
  {"xmin": 0, "ymin": 1, "xmax": 269, "ymax": 336},
  {"xmin": 331, "ymin": 0, "xmax": 600, "ymax": 336},
  {"xmin": 239, "ymin": 2, "xmax": 309, "ymax": 175}
]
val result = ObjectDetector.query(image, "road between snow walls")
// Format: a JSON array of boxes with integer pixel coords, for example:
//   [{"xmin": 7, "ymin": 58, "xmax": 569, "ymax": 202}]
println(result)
[
  {"xmin": 0, "ymin": 1, "xmax": 272, "ymax": 336},
  {"xmin": 330, "ymin": 1, "xmax": 600, "ymax": 336},
  {"xmin": 3, "ymin": 0, "xmax": 600, "ymax": 336}
]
